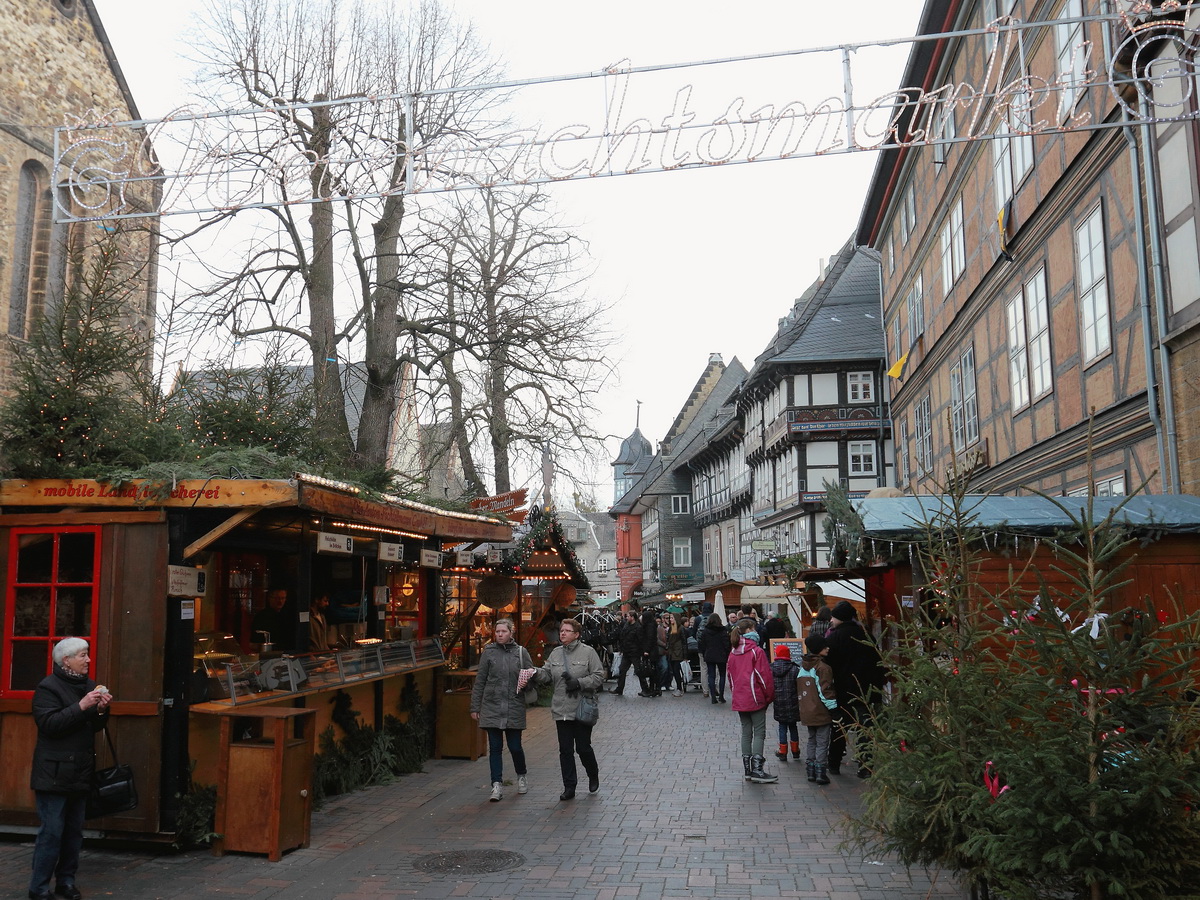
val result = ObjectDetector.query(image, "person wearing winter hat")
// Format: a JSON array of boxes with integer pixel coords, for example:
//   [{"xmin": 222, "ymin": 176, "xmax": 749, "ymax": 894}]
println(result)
[
  {"xmin": 797, "ymin": 633, "xmax": 838, "ymax": 784},
  {"xmin": 769, "ymin": 644, "xmax": 801, "ymax": 762},
  {"xmin": 726, "ymin": 618, "xmax": 778, "ymax": 783},
  {"xmin": 825, "ymin": 601, "xmax": 886, "ymax": 777},
  {"xmin": 830, "ymin": 600, "xmax": 857, "ymax": 623}
]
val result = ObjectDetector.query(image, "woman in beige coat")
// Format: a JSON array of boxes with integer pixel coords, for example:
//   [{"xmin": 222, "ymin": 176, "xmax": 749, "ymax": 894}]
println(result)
[{"xmin": 534, "ymin": 618, "xmax": 605, "ymax": 800}]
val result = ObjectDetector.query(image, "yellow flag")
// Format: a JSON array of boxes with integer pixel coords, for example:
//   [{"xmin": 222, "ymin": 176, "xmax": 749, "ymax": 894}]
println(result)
[{"xmin": 887, "ymin": 351, "xmax": 910, "ymax": 379}]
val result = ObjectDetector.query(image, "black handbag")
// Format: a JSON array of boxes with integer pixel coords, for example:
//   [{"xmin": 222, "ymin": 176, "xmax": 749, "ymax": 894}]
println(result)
[{"xmin": 86, "ymin": 727, "xmax": 138, "ymax": 819}]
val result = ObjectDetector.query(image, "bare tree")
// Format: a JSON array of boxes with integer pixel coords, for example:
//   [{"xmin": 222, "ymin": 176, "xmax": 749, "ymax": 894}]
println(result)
[
  {"xmin": 173, "ymin": 0, "xmax": 504, "ymax": 471},
  {"xmin": 417, "ymin": 185, "xmax": 615, "ymax": 495}
]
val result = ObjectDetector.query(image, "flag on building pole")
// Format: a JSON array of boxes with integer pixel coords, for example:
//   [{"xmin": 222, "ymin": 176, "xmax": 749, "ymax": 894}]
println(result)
[
  {"xmin": 997, "ymin": 200, "xmax": 1014, "ymax": 262},
  {"xmin": 887, "ymin": 350, "xmax": 910, "ymax": 379}
]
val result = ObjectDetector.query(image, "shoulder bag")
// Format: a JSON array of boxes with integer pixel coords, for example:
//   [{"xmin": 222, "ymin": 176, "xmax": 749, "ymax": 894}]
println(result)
[
  {"xmin": 86, "ymin": 726, "xmax": 138, "ymax": 819},
  {"xmin": 575, "ymin": 690, "xmax": 599, "ymax": 725}
]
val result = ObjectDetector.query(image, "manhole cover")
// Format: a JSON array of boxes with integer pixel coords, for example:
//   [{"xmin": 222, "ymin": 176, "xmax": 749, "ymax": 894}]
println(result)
[{"xmin": 413, "ymin": 849, "xmax": 526, "ymax": 875}]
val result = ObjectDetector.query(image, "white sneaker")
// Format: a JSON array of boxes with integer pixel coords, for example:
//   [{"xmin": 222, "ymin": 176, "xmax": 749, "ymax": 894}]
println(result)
[
  {"xmin": 517, "ymin": 775, "xmax": 528, "ymax": 794},
  {"xmin": 489, "ymin": 782, "xmax": 503, "ymax": 802},
  {"xmin": 672, "ymin": 690, "xmax": 683, "ymax": 697}
]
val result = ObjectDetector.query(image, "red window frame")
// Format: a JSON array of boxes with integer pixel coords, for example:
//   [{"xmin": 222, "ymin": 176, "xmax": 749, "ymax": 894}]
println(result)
[{"xmin": 2, "ymin": 526, "xmax": 102, "ymax": 697}]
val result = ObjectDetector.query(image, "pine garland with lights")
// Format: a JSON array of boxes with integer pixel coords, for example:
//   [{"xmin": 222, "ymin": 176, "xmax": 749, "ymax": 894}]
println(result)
[{"xmin": 491, "ymin": 508, "xmax": 589, "ymax": 588}]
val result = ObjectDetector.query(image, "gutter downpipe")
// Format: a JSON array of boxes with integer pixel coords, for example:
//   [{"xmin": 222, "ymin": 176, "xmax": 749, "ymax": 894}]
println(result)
[
  {"xmin": 1107, "ymin": 2, "xmax": 1175, "ymax": 493},
  {"xmin": 1122, "ymin": 117, "xmax": 1169, "ymax": 492},
  {"xmin": 1136, "ymin": 94, "xmax": 1182, "ymax": 494}
]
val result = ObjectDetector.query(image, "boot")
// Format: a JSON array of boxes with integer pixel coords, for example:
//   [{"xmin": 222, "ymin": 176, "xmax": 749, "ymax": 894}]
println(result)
[
  {"xmin": 742, "ymin": 755, "xmax": 753, "ymax": 781},
  {"xmin": 749, "ymin": 755, "xmax": 778, "ymax": 784},
  {"xmin": 806, "ymin": 761, "xmax": 816, "ymax": 782},
  {"xmin": 827, "ymin": 759, "xmax": 841, "ymax": 776},
  {"xmin": 775, "ymin": 743, "xmax": 788, "ymax": 762},
  {"xmin": 814, "ymin": 764, "xmax": 830, "ymax": 785},
  {"xmin": 711, "ymin": 694, "xmax": 719, "ymax": 704},
  {"xmin": 791, "ymin": 741, "xmax": 802, "ymax": 760}
]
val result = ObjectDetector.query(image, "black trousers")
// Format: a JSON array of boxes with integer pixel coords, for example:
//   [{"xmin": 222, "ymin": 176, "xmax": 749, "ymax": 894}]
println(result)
[
  {"xmin": 614, "ymin": 652, "xmax": 634, "ymax": 694},
  {"xmin": 829, "ymin": 698, "xmax": 876, "ymax": 771},
  {"xmin": 555, "ymin": 719, "xmax": 598, "ymax": 789}
]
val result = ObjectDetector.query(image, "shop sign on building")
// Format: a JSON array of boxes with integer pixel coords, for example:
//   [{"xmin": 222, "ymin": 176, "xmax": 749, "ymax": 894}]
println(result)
[
  {"xmin": 378, "ymin": 542, "xmax": 403, "ymax": 561},
  {"xmin": 167, "ymin": 565, "xmax": 206, "ymax": 597},
  {"xmin": 318, "ymin": 532, "xmax": 354, "ymax": 554},
  {"xmin": 420, "ymin": 549, "xmax": 443, "ymax": 568}
]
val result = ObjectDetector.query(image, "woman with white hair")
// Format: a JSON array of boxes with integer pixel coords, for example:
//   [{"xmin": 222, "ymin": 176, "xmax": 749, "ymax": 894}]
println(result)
[{"xmin": 28, "ymin": 637, "xmax": 111, "ymax": 900}]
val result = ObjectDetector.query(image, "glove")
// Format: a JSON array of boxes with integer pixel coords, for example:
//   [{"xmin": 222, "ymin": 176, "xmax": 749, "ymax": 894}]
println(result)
[{"xmin": 563, "ymin": 672, "xmax": 581, "ymax": 692}]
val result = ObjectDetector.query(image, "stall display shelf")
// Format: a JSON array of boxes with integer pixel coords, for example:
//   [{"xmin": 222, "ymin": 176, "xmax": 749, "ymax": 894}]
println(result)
[{"xmin": 218, "ymin": 637, "xmax": 444, "ymax": 704}]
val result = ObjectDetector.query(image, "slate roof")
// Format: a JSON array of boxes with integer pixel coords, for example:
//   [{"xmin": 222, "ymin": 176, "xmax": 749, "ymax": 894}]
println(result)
[{"xmin": 743, "ymin": 237, "xmax": 883, "ymax": 394}]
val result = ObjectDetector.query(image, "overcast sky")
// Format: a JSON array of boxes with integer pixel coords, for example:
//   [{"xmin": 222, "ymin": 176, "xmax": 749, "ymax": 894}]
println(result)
[{"xmin": 90, "ymin": 0, "xmax": 924, "ymax": 503}]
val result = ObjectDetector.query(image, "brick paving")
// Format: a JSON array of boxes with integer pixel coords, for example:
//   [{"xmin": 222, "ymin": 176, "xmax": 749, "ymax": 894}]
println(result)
[{"xmin": 0, "ymin": 684, "xmax": 961, "ymax": 899}]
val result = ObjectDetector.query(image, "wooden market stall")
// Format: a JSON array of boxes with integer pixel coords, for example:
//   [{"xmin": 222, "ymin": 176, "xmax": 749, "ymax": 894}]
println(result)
[
  {"xmin": 0, "ymin": 475, "xmax": 511, "ymax": 843},
  {"xmin": 854, "ymin": 494, "xmax": 1200, "ymax": 639}
]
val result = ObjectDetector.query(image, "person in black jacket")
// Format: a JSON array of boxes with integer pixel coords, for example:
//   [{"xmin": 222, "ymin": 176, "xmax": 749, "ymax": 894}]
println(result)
[
  {"xmin": 636, "ymin": 608, "xmax": 661, "ymax": 697},
  {"xmin": 28, "ymin": 637, "xmax": 111, "ymax": 900},
  {"xmin": 824, "ymin": 600, "xmax": 886, "ymax": 778},
  {"xmin": 611, "ymin": 611, "xmax": 642, "ymax": 696},
  {"xmin": 697, "ymin": 613, "xmax": 732, "ymax": 703}
]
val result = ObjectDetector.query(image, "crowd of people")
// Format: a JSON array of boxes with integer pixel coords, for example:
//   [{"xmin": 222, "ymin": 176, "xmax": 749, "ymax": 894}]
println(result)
[{"xmin": 468, "ymin": 598, "xmax": 887, "ymax": 802}]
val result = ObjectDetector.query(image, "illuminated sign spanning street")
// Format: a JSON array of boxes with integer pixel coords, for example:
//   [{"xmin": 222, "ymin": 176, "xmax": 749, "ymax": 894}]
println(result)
[{"xmin": 53, "ymin": 6, "xmax": 1200, "ymax": 222}]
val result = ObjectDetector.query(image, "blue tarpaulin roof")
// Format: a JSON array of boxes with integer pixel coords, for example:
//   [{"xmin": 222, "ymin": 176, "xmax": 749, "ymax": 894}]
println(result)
[{"xmin": 855, "ymin": 495, "xmax": 1200, "ymax": 540}]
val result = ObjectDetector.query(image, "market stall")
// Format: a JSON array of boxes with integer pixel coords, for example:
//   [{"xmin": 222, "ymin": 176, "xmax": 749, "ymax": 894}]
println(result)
[{"xmin": 0, "ymin": 475, "xmax": 511, "ymax": 842}]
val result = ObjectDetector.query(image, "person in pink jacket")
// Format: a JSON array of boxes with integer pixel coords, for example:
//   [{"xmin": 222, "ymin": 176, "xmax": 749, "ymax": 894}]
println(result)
[{"xmin": 726, "ymin": 617, "xmax": 778, "ymax": 784}]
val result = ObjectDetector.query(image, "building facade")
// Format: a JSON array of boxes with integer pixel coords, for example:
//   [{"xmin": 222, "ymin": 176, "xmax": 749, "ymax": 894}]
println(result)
[
  {"xmin": 2, "ymin": 0, "xmax": 159, "ymax": 393},
  {"xmin": 858, "ymin": 0, "xmax": 1164, "ymax": 498}
]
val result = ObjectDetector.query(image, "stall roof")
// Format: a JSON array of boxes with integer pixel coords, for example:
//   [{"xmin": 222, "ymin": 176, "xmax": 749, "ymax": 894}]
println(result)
[
  {"xmin": 0, "ymin": 476, "xmax": 512, "ymax": 544},
  {"xmin": 855, "ymin": 495, "xmax": 1200, "ymax": 540}
]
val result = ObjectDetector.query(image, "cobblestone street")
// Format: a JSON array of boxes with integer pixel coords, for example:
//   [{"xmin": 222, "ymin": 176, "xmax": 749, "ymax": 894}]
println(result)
[{"xmin": 1, "ymin": 684, "xmax": 960, "ymax": 899}]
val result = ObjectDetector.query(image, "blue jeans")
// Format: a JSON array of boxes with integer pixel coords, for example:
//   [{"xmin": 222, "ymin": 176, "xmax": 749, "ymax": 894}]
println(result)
[
  {"xmin": 777, "ymin": 721, "xmax": 799, "ymax": 744},
  {"xmin": 485, "ymin": 728, "xmax": 526, "ymax": 784},
  {"xmin": 29, "ymin": 791, "xmax": 86, "ymax": 894}
]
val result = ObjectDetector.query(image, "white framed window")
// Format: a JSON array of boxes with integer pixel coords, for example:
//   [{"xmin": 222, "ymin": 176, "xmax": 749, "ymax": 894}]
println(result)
[
  {"xmin": 1076, "ymin": 205, "xmax": 1110, "ymax": 363},
  {"xmin": 900, "ymin": 181, "xmax": 917, "ymax": 243},
  {"xmin": 898, "ymin": 418, "xmax": 911, "ymax": 485},
  {"xmin": 1006, "ymin": 268, "xmax": 1053, "ymax": 410},
  {"xmin": 887, "ymin": 234, "xmax": 896, "ymax": 274},
  {"xmin": 907, "ymin": 275, "xmax": 925, "ymax": 341},
  {"xmin": 672, "ymin": 537, "xmax": 692, "ymax": 568},
  {"xmin": 993, "ymin": 92, "xmax": 1034, "ymax": 209},
  {"xmin": 847, "ymin": 371, "xmax": 875, "ymax": 403},
  {"xmin": 940, "ymin": 197, "xmax": 966, "ymax": 291},
  {"xmin": 1056, "ymin": 0, "xmax": 1087, "ymax": 120},
  {"xmin": 893, "ymin": 315, "xmax": 904, "ymax": 364},
  {"xmin": 598, "ymin": 558, "xmax": 609, "ymax": 573},
  {"xmin": 1067, "ymin": 475, "xmax": 1126, "ymax": 498},
  {"xmin": 914, "ymin": 394, "xmax": 934, "ymax": 475},
  {"xmin": 950, "ymin": 345, "xmax": 979, "ymax": 451},
  {"xmin": 671, "ymin": 494, "xmax": 690, "ymax": 515},
  {"xmin": 933, "ymin": 103, "xmax": 956, "ymax": 167},
  {"xmin": 849, "ymin": 441, "xmax": 877, "ymax": 475},
  {"xmin": 984, "ymin": 0, "xmax": 1019, "ymax": 54},
  {"xmin": 726, "ymin": 526, "xmax": 736, "ymax": 570}
]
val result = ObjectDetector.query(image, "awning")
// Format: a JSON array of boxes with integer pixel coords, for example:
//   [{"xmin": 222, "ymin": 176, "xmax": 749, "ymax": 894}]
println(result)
[{"xmin": 855, "ymin": 494, "xmax": 1200, "ymax": 540}]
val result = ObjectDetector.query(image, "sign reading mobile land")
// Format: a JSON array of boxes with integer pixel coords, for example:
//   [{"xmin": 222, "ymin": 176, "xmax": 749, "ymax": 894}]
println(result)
[
  {"xmin": 0, "ymin": 478, "xmax": 297, "ymax": 508},
  {"xmin": 470, "ymin": 489, "xmax": 529, "ymax": 518}
]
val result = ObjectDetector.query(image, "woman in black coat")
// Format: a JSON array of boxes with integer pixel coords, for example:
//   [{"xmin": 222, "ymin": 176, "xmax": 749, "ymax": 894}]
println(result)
[
  {"xmin": 697, "ymin": 613, "xmax": 732, "ymax": 703},
  {"xmin": 29, "ymin": 637, "xmax": 111, "ymax": 900}
]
